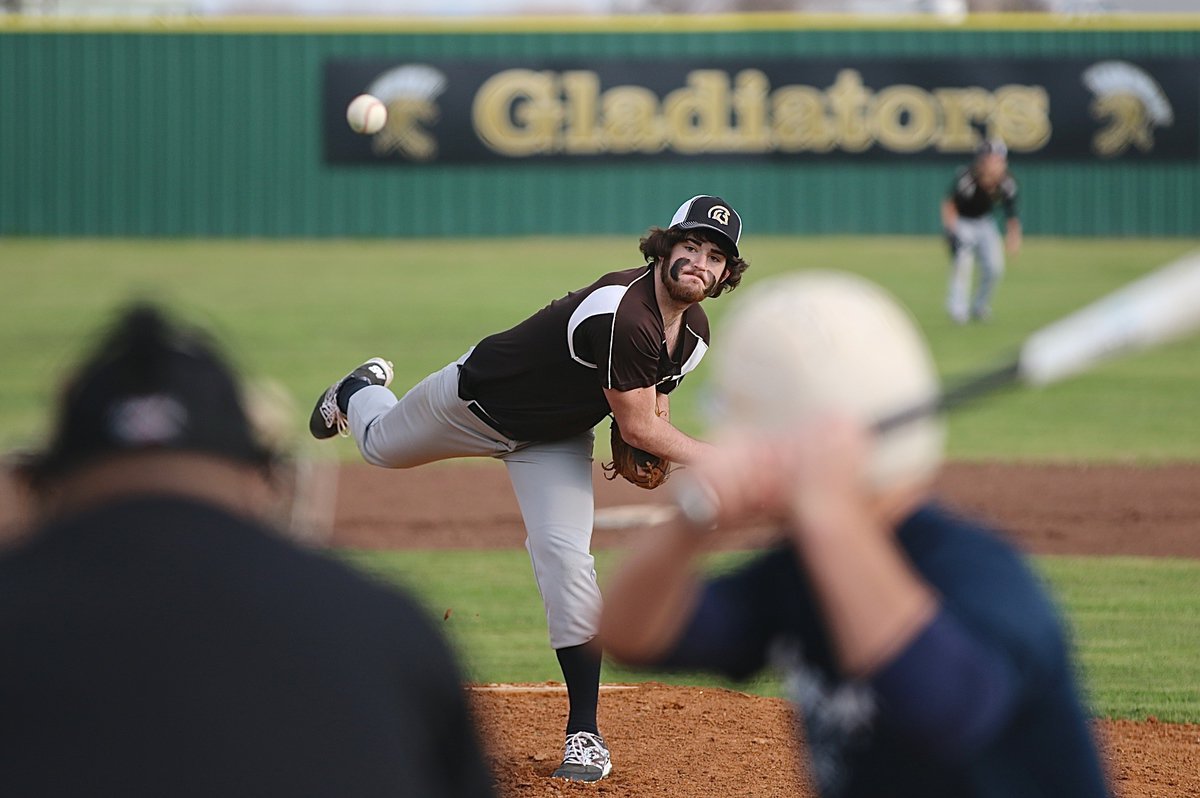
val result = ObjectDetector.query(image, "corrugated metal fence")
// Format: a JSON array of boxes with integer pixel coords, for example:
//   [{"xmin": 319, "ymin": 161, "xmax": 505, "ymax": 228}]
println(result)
[{"xmin": 1, "ymin": 16, "xmax": 1197, "ymax": 237}]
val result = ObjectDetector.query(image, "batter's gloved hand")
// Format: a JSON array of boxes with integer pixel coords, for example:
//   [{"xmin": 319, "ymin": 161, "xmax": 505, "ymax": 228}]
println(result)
[
  {"xmin": 602, "ymin": 419, "xmax": 672, "ymax": 490},
  {"xmin": 944, "ymin": 228, "xmax": 962, "ymax": 257}
]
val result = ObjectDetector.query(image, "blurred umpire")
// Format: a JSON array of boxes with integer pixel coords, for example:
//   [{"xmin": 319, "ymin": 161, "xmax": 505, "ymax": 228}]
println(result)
[
  {"xmin": 0, "ymin": 304, "xmax": 496, "ymax": 798},
  {"xmin": 941, "ymin": 138, "xmax": 1022, "ymax": 324}
]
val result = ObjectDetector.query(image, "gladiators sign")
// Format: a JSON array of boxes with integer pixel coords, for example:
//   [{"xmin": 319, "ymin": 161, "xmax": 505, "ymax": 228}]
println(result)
[{"xmin": 322, "ymin": 58, "xmax": 1197, "ymax": 164}]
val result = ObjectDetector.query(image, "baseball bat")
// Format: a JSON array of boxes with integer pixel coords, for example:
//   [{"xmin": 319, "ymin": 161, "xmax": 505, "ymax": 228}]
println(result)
[{"xmin": 875, "ymin": 249, "xmax": 1200, "ymax": 435}]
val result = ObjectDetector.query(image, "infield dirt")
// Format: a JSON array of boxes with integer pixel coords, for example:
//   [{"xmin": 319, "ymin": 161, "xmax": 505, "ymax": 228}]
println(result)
[{"xmin": 331, "ymin": 461, "xmax": 1200, "ymax": 798}]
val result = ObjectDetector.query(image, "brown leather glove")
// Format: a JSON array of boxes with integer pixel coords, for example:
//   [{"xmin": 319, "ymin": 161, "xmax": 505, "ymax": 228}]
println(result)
[{"xmin": 602, "ymin": 418, "xmax": 671, "ymax": 490}]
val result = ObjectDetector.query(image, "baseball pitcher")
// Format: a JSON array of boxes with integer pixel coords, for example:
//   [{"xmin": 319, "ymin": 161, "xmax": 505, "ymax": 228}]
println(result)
[{"xmin": 308, "ymin": 195, "xmax": 749, "ymax": 783}]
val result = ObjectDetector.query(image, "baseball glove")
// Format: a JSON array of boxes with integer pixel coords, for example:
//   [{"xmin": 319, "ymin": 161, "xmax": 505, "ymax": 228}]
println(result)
[
  {"xmin": 944, "ymin": 227, "xmax": 962, "ymax": 257},
  {"xmin": 602, "ymin": 419, "xmax": 672, "ymax": 490}
]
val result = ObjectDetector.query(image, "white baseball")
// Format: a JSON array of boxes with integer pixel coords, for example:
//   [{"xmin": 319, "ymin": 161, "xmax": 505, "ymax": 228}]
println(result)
[{"xmin": 346, "ymin": 94, "xmax": 387, "ymax": 135}]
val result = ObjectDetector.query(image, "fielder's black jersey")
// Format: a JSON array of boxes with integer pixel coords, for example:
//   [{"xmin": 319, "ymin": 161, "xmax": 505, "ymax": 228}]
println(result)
[
  {"xmin": 458, "ymin": 264, "xmax": 710, "ymax": 442},
  {"xmin": 948, "ymin": 166, "xmax": 1019, "ymax": 220}
]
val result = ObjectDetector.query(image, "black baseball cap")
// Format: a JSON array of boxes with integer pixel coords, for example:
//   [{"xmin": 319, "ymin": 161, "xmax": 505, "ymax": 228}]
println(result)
[
  {"xmin": 21, "ymin": 303, "xmax": 272, "ymax": 487},
  {"xmin": 669, "ymin": 195, "xmax": 742, "ymax": 258}
]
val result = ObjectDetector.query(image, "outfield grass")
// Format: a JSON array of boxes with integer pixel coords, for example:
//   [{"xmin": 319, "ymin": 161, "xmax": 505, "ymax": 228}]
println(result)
[
  {"xmin": 1035, "ymin": 556, "xmax": 1200, "ymax": 722},
  {"xmin": 347, "ymin": 548, "xmax": 1200, "ymax": 723},
  {"xmin": 1, "ymin": 236, "xmax": 1198, "ymax": 460}
]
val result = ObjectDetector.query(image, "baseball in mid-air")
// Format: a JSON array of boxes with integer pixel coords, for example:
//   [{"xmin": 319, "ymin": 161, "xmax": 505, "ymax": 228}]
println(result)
[{"xmin": 346, "ymin": 94, "xmax": 387, "ymax": 135}]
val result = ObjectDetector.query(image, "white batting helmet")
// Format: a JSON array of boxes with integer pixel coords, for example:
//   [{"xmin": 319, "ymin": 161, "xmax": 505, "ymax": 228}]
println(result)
[{"xmin": 708, "ymin": 270, "xmax": 945, "ymax": 492}]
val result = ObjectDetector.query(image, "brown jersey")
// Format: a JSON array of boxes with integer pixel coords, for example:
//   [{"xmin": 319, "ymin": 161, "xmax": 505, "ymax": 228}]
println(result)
[{"xmin": 457, "ymin": 265, "xmax": 711, "ymax": 442}]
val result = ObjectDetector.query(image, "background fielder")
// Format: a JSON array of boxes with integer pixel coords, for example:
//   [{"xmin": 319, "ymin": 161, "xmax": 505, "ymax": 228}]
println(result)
[
  {"xmin": 309, "ymin": 195, "xmax": 749, "ymax": 783},
  {"xmin": 942, "ymin": 138, "xmax": 1022, "ymax": 324}
]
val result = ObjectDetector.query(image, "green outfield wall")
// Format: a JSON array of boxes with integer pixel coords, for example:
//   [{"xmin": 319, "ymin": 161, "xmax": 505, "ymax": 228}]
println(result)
[{"xmin": 2, "ymin": 15, "xmax": 1198, "ymax": 238}]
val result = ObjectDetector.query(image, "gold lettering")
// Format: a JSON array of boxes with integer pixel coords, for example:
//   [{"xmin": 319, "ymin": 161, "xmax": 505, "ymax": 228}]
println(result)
[
  {"xmin": 663, "ymin": 71, "xmax": 730, "ymax": 155},
  {"xmin": 934, "ymin": 88, "xmax": 994, "ymax": 152},
  {"xmin": 772, "ymin": 86, "xmax": 836, "ymax": 152},
  {"xmin": 603, "ymin": 86, "xmax": 663, "ymax": 153},
  {"xmin": 561, "ymin": 71, "xmax": 603, "ymax": 154},
  {"xmin": 467, "ymin": 67, "xmax": 1054, "ymax": 159},
  {"xmin": 872, "ymin": 86, "xmax": 938, "ymax": 153},
  {"xmin": 472, "ymin": 69, "xmax": 562, "ymax": 156},
  {"xmin": 827, "ymin": 70, "xmax": 873, "ymax": 153},
  {"xmin": 990, "ymin": 86, "xmax": 1051, "ymax": 152},
  {"xmin": 730, "ymin": 70, "xmax": 771, "ymax": 152}
]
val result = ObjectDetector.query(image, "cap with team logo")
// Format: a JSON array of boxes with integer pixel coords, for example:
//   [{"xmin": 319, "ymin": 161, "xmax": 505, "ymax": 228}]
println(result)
[
  {"xmin": 668, "ymin": 195, "xmax": 742, "ymax": 258},
  {"xmin": 976, "ymin": 138, "xmax": 1008, "ymax": 159},
  {"xmin": 19, "ymin": 303, "xmax": 273, "ymax": 487}
]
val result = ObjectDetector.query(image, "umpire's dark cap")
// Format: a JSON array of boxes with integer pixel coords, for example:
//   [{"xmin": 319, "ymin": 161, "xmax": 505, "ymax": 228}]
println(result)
[
  {"xmin": 20, "ymin": 303, "xmax": 272, "ymax": 487},
  {"xmin": 669, "ymin": 195, "xmax": 742, "ymax": 258}
]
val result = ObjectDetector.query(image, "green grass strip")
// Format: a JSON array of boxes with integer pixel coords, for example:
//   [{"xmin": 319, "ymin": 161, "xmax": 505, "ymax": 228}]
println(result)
[
  {"xmin": 1034, "ymin": 555, "xmax": 1200, "ymax": 723},
  {"xmin": 2, "ymin": 237, "xmax": 1199, "ymax": 461},
  {"xmin": 344, "ymin": 548, "xmax": 1200, "ymax": 723}
]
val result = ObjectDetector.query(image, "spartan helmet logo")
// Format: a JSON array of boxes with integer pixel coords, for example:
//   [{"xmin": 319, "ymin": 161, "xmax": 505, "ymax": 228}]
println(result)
[
  {"xmin": 709, "ymin": 206, "xmax": 731, "ymax": 226},
  {"xmin": 366, "ymin": 65, "xmax": 447, "ymax": 162},
  {"xmin": 1082, "ymin": 61, "xmax": 1174, "ymax": 158}
]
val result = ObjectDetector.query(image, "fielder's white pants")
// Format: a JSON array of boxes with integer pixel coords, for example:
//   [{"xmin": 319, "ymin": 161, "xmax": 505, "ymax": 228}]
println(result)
[
  {"xmin": 347, "ymin": 351, "xmax": 601, "ymax": 650},
  {"xmin": 946, "ymin": 216, "xmax": 1005, "ymax": 322}
]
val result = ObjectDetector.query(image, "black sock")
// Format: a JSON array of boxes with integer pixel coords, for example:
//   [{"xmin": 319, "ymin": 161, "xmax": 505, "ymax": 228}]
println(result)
[
  {"xmin": 556, "ymin": 642, "xmax": 602, "ymax": 736},
  {"xmin": 336, "ymin": 377, "xmax": 370, "ymax": 414}
]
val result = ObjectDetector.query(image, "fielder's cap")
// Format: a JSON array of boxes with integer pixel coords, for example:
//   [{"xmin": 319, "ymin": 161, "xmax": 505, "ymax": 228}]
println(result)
[
  {"xmin": 669, "ymin": 195, "xmax": 742, "ymax": 258},
  {"xmin": 21, "ymin": 303, "xmax": 272, "ymax": 487},
  {"xmin": 976, "ymin": 138, "xmax": 1008, "ymax": 159}
]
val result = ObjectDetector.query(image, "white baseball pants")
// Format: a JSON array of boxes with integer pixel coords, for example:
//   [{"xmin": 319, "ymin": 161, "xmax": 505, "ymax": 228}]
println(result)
[
  {"xmin": 946, "ymin": 216, "xmax": 1005, "ymax": 322},
  {"xmin": 346, "ymin": 351, "xmax": 602, "ymax": 650}
]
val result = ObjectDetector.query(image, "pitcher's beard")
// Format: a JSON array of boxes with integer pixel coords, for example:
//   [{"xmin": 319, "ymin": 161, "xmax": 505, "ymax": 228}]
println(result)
[{"xmin": 662, "ymin": 258, "xmax": 715, "ymax": 303}]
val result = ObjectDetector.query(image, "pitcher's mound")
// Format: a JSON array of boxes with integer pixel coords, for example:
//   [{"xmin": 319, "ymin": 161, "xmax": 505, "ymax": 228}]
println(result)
[{"xmin": 471, "ymin": 682, "xmax": 1200, "ymax": 798}]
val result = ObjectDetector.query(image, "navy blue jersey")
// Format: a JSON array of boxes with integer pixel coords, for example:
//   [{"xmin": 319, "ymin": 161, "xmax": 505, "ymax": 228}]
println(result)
[
  {"xmin": 458, "ymin": 265, "xmax": 710, "ymax": 441},
  {"xmin": 658, "ymin": 504, "xmax": 1110, "ymax": 798}
]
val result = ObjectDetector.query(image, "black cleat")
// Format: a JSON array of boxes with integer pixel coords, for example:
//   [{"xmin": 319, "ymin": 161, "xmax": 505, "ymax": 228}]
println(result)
[{"xmin": 308, "ymin": 357, "xmax": 393, "ymax": 440}]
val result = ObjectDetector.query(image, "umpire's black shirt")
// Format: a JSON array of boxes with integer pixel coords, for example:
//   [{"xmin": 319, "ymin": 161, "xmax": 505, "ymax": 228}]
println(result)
[{"xmin": 0, "ymin": 495, "xmax": 496, "ymax": 798}]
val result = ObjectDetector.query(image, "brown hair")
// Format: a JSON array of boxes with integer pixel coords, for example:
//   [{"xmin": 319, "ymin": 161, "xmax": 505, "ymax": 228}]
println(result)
[{"xmin": 638, "ymin": 227, "xmax": 750, "ymax": 297}]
